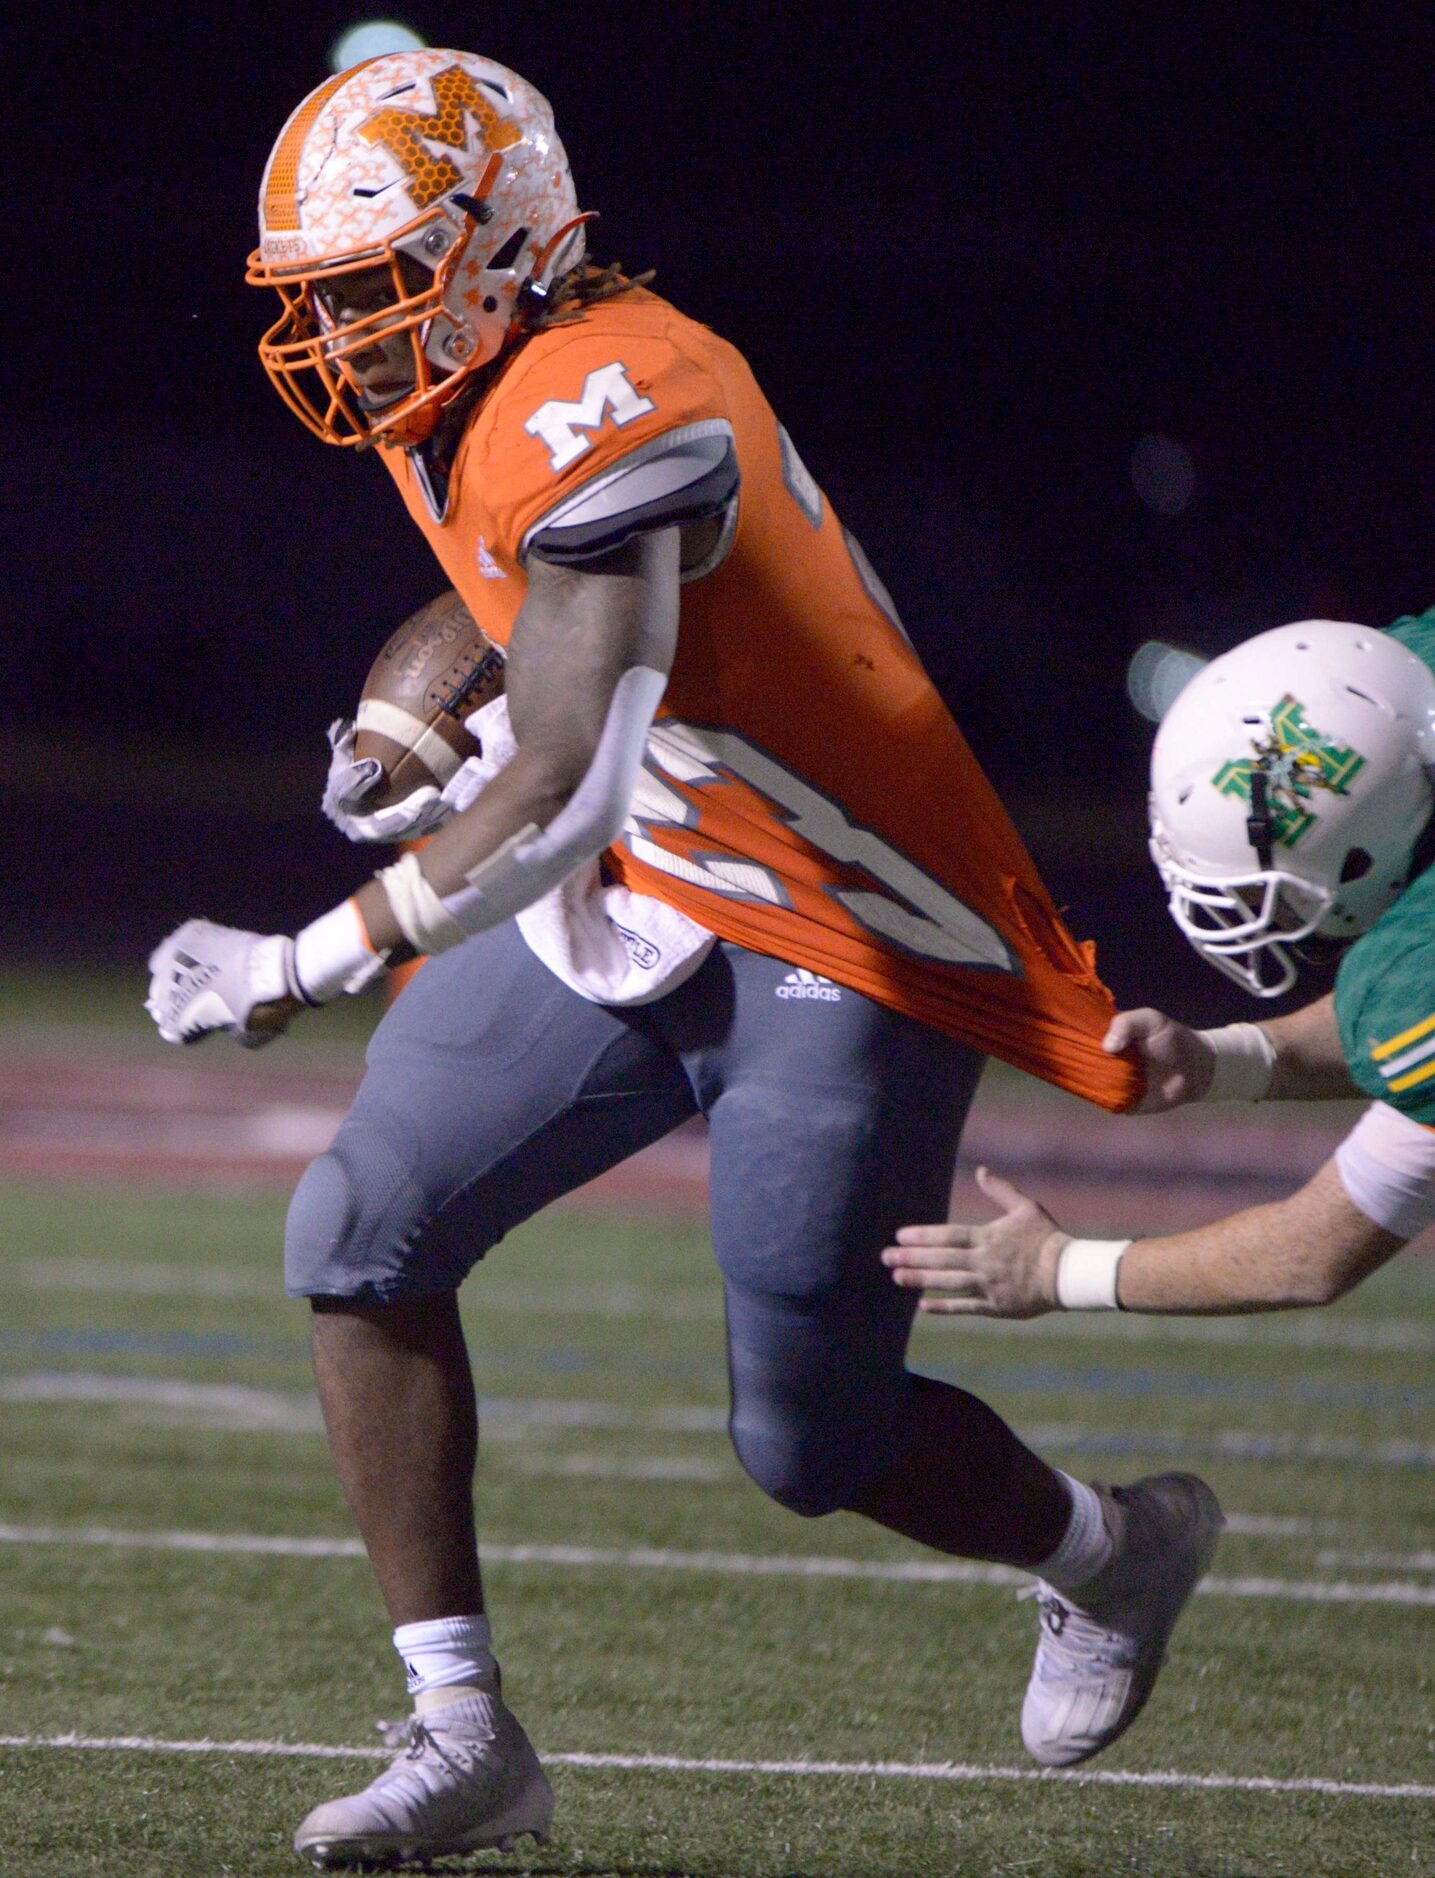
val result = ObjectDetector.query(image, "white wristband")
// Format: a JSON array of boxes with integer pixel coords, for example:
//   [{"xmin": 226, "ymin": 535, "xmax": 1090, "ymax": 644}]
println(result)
[
  {"xmin": 292, "ymin": 900, "xmax": 388, "ymax": 1003},
  {"xmin": 1055, "ymin": 1238, "xmax": 1131, "ymax": 1310},
  {"xmin": 1199, "ymin": 1022, "xmax": 1278, "ymax": 1101}
]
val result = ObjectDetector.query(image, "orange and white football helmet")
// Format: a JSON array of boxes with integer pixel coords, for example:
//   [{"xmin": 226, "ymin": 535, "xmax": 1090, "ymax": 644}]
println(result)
[{"xmin": 247, "ymin": 50, "xmax": 588, "ymax": 446}]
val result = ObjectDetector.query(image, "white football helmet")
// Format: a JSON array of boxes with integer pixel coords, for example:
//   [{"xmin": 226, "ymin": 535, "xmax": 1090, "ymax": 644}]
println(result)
[
  {"xmin": 247, "ymin": 50, "xmax": 588, "ymax": 446},
  {"xmin": 1148, "ymin": 620, "xmax": 1435, "ymax": 997}
]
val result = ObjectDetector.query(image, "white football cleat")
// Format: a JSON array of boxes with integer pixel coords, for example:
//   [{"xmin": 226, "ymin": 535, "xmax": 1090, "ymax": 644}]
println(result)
[
  {"xmin": 1021, "ymin": 1472, "xmax": 1223, "ymax": 1767},
  {"xmin": 294, "ymin": 1688, "xmax": 554, "ymax": 1867}
]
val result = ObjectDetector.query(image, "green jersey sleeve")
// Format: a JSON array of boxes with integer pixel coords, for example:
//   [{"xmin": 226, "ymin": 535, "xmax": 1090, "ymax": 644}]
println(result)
[
  {"xmin": 1384, "ymin": 607, "xmax": 1435, "ymax": 679},
  {"xmin": 1335, "ymin": 640, "xmax": 1435, "ymax": 1117},
  {"xmin": 1333, "ymin": 608, "xmax": 1435, "ymax": 1116}
]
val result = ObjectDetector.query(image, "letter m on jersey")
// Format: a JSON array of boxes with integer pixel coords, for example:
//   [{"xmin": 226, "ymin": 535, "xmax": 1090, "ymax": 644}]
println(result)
[{"xmin": 524, "ymin": 362, "xmax": 656, "ymax": 472}]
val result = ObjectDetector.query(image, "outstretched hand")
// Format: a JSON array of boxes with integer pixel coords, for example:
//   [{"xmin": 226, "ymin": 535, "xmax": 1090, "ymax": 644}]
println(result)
[
  {"xmin": 882, "ymin": 1167, "xmax": 1068, "ymax": 1318},
  {"xmin": 1104, "ymin": 1006, "xmax": 1214, "ymax": 1112}
]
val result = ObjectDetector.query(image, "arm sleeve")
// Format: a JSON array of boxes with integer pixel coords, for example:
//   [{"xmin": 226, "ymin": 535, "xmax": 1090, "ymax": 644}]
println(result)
[
  {"xmin": 430, "ymin": 665, "xmax": 668, "ymax": 940},
  {"xmin": 1333, "ymin": 1100, "xmax": 1435, "ymax": 1240}
]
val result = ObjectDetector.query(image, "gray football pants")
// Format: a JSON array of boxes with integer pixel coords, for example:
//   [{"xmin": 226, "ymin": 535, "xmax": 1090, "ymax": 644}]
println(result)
[{"xmin": 285, "ymin": 921, "xmax": 983, "ymax": 1516}]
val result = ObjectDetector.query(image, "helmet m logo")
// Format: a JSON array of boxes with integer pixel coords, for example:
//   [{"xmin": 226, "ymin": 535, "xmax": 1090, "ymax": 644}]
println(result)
[
  {"xmin": 524, "ymin": 362, "xmax": 657, "ymax": 472},
  {"xmin": 1212, "ymin": 693, "xmax": 1366, "ymax": 847},
  {"xmin": 357, "ymin": 65, "xmax": 522, "ymax": 212}
]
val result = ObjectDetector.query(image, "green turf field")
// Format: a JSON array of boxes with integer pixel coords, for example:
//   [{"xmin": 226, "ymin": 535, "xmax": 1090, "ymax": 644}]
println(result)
[{"xmin": 0, "ymin": 1169, "xmax": 1431, "ymax": 1878}]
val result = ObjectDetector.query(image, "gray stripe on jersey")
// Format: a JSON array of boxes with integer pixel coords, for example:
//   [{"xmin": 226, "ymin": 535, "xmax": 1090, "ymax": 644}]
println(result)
[{"xmin": 520, "ymin": 421, "xmax": 737, "ymax": 564}]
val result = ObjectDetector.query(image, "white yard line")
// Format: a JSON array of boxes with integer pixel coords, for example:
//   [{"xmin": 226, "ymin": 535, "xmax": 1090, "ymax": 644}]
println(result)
[
  {"xmin": 0, "ymin": 1523, "xmax": 1430, "ymax": 1606},
  {"xmin": 0, "ymin": 1375, "xmax": 325, "ymax": 1432},
  {"xmin": 0, "ymin": 1732, "xmax": 1427, "ymax": 1801},
  {"xmin": 2, "ymin": 1106, "xmax": 345, "ymax": 1162},
  {"xmin": 5, "ymin": 1374, "xmax": 1434, "ymax": 1466},
  {"xmin": 951, "ymin": 1313, "xmax": 1435, "ymax": 1356},
  {"xmin": 15, "ymin": 1260, "xmax": 280, "ymax": 1300},
  {"xmin": 1224, "ymin": 1514, "xmax": 1326, "ymax": 1536},
  {"xmin": 1019, "ymin": 1420, "xmax": 1435, "ymax": 1468},
  {"xmin": 503, "ymin": 1452, "xmax": 731, "ymax": 1482},
  {"xmin": 14, "ymin": 1257, "xmax": 1432, "ymax": 1353},
  {"xmin": 1317, "ymin": 1548, "xmax": 1435, "ymax": 1572}
]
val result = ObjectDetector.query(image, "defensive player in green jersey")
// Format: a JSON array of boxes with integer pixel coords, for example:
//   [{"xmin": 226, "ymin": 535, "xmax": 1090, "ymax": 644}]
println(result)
[{"xmin": 884, "ymin": 614, "xmax": 1435, "ymax": 1319}]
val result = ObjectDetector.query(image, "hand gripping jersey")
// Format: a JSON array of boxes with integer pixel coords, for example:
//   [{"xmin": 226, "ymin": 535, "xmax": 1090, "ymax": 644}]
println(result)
[
  {"xmin": 378, "ymin": 286, "xmax": 1142, "ymax": 1112},
  {"xmin": 1336, "ymin": 610, "xmax": 1435, "ymax": 1122}
]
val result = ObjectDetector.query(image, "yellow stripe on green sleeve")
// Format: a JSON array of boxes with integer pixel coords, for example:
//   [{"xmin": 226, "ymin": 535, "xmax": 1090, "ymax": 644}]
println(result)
[
  {"xmin": 1387, "ymin": 1055, "xmax": 1435, "ymax": 1094},
  {"xmin": 1370, "ymin": 1010, "xmax": 1435, "ymax": 1061}
]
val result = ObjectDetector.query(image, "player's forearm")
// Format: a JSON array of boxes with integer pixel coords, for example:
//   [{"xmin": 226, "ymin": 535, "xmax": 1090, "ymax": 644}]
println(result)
[
  {"xmin": 351, "ymin": 745, "xmax": 580, "ymax": 956},
  {"xmin": 1260, "ymin": 995, "xmax": 1361, "ymax": 1100},
  {"xmin": 338, "ymin": 659, "xmax": 662, "ymax": 969},
  {"xmin": 1113, "ymin": 1163, "xmax": 1402, "ymax": 1313},
  {"xmin": 336, "ymin": 535, "xmax": 678, "ymax": 969},
  {"xmin": 1114, "ymin": 1221, "xmax": 1345, "ymax": 1314}
]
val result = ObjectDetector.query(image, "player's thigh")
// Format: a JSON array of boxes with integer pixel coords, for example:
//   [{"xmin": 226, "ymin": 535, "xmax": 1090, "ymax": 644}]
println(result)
[
  {"xmin": 691, "ymin": 949, "xmax": 982, "ymax": 1506},
  {"xmin": 284, "ymin": 921, "xmax": 695, "ymax": 1302},
  {"xmin": 696, "ymin": 947, "xmax": 981, "ymax": 1288}
]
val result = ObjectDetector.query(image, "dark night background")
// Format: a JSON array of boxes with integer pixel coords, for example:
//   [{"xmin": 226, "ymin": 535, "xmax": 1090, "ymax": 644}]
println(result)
[{"xmin": 7, "ymin": 2, "xmax": 1434, "ymax": 1023}]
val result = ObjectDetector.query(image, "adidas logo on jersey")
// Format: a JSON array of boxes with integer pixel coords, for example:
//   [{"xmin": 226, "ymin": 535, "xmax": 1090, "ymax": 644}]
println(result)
[
  {"xmin": 477, "ymin": 535, "xmax": 506, "ymax": 579},
  {"xmin": 776, "ymin": 968, "xmax": 841, "ymax": 1002}
]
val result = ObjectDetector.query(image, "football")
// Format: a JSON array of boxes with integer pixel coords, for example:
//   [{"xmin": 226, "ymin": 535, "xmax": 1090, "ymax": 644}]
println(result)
[{"xmin": 353, "ymin": 592, "xmax": 506, "ymax": 810}]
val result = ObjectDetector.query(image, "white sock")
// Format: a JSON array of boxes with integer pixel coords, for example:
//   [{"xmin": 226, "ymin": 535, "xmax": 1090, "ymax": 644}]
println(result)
[
  {"xmin": 1033, "ymin": 1474, "xmax": 1113, "ymax": 1592},
  {"xmin": 393, "ymin": 1613, "xmax": 497, "ymax": 1704}
]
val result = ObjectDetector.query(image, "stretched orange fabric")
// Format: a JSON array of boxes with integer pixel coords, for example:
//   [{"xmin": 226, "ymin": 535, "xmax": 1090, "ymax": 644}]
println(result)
[{"xmin": 378, "ymin": 289, "xmax": 1142, "ymax": 1112}]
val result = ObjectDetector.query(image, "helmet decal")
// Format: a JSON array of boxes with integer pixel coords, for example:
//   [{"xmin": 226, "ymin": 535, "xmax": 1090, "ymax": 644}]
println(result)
[
  {"xmin": 263, "ymin": 67, "xmax": 354, "ymax": 233},
  {"xmin": 1211, "ymin": 694, "xmax": 1368, "ymax": 850},
  {"xmin": 356, "ymin": 65, "xmax": 523, "ymax": 213}
]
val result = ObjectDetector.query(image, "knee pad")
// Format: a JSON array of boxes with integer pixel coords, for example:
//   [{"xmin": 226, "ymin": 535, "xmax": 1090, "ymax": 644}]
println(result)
[
  {"xmin": 283, "ymin": 1118, "xmax": 434, "ymax": 1301},
  {"xmin": 727, "ymin": 1346, "xmax": 914, "ymax": 1518},
  {"xmin": 728, "ymin": 1412, "xmax": 869, "ymax": 1519},
  {"xmin": 284, "ymin": 1150, "xmax": 357, "ymax": 1296}
]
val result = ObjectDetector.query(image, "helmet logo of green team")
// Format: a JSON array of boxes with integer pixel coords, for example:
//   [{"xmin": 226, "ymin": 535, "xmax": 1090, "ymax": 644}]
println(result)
[{"xmin": 1211, "ymin": 694, "xmax": 1366, "ymax": 847}]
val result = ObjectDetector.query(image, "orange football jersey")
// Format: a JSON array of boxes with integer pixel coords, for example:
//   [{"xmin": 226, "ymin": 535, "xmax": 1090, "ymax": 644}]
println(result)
[{"xmin": 378, "ymin": 288, "xmax": 1141, "ymax": 1112}]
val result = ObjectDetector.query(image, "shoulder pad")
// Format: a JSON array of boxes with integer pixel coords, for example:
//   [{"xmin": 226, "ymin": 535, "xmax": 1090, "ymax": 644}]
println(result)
[
  {"xmin": 470, "ymin": 318, "xmax": 732, "ymax": 565},
  {"xmin": 523, "ymin": 422, "xmax": 737, "ymax": 565}
]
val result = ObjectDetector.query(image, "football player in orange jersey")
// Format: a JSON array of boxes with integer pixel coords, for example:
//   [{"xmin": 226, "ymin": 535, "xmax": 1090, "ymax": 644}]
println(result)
[{"xmin": 145, "ymin": 50, "xmax": 1221, "ymax": 1866}]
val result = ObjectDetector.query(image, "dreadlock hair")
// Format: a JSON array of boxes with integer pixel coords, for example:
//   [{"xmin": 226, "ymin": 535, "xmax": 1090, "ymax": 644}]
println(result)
[
  {"xmin": 427, "ymin": 261, "xmax": 654, "ymax": 460},
  {"xmin": 526, "ymin": 259, "xmax": 656, "ymax": 331}
]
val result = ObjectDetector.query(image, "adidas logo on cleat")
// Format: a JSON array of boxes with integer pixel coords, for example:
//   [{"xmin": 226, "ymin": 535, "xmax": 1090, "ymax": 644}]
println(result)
[{"xmin": 776, "ymin": 968, "xmax": 842, "ymax": 1002}]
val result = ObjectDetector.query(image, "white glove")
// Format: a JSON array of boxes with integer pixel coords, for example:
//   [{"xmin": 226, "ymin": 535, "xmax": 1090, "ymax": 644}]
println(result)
[
  {"xmin": 438, "ymin": 695, "xmax": 515, "ymax": 818},
  {"xmin": 321, "ymin": 718, "xmax": 451, "ymax": 844},
  {"xmin": 146, "ymin": 917, "xmax": 300, "ymax": 1048}
]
